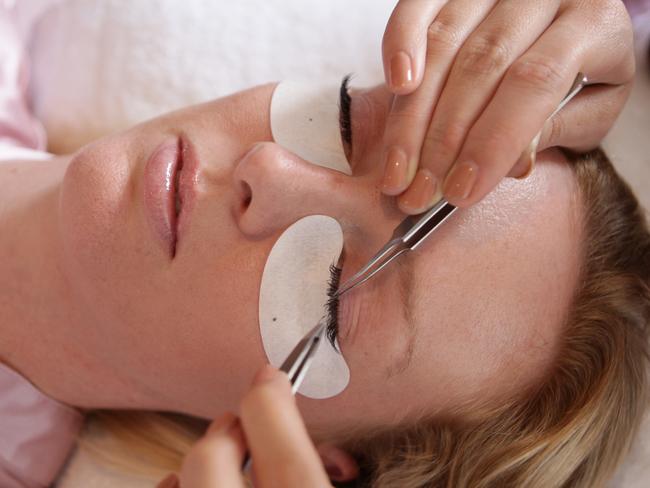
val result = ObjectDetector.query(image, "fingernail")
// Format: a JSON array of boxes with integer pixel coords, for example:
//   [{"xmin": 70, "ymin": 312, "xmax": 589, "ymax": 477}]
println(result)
[
  {"xmin": 399, "ymin": 169, "xmax": 438, "ymax": 213},
  {"xmin": 156, "ymin": 473, "xmax": 179, "ymax": 488},
  {"xmin": 252, "ymin": 364, "xmax": 284, "ymax": 386},
  {"xmin": 207, "ymin": 412, "xmax": 238, "ymax": 435},
  {"xmin": 382, "ymin": 147, "xmax": 409, "ymax": 194},
  {"xmin": 444, "ymin": 161, "xmax": 479, "ymax": 201},
  {"xmin": 389, "ymin": 51, "xmax": 413, "ymax": 90},
  {"xmin": 514, "ymin": 133, "xmax": 541, "ymax": 180}
]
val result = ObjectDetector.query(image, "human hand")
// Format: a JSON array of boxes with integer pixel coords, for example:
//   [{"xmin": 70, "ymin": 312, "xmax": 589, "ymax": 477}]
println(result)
[
  {"xmin": 381, "ymin": 0, "xmax": 635, "ymax": 213},
  {"xmin": 157, "ymin": 366, "xmax": 356, "ymax": 488}
]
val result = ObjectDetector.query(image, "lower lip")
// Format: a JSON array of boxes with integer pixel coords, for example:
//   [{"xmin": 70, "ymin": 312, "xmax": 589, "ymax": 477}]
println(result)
[{"xmin": 143, "ymin": 137, "xmax": 199, "ymax": 258}]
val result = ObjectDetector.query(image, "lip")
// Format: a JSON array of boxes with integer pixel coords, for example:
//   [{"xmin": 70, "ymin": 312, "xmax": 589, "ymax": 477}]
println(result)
[{"xmin": 143, "ymin": 136, "xmax": 199, "ymax": 258}]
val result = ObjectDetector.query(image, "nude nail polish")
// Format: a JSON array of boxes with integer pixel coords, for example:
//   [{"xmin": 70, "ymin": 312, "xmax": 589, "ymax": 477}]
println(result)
[
  {"xmin": 382, "ymin": 147, "xmax": 409, "ymax": 194},
  {"xmin": 444, "ymin": 161, "xmax": 479, "ymax": 201},
  {"xmin": 399, "ymin": 169, "xmax": 438, "ymax": 213},
  {"xmin": 389, "ymin": 51, "xmax": 413, "ymax": 90}
]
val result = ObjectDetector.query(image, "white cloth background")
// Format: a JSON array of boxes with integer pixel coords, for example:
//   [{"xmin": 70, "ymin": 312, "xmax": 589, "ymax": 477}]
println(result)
[{"xmin": 24, "ymin": 1, "xmax": 649, "ymax": 486}]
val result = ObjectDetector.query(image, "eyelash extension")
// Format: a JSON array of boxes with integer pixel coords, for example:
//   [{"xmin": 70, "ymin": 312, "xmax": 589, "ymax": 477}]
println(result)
[
  {"xmin": 325, "ymin": 263, "xmax": 342, "ymax": 350},
  {"xmin": 339, "ymin": 74, "xmax": 353, "ymax": 148}
]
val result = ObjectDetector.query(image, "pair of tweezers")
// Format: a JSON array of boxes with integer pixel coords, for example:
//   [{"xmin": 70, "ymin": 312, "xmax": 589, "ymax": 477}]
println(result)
[
  {"xmin": 335, "ymin": 72, "xmax": 588, "ymax": 298},
  {"xmin": 242, "ymin": 321, "xmax": 326, "ymax": 472}
]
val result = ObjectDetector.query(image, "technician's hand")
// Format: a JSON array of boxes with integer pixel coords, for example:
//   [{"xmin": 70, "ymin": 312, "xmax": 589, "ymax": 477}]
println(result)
[
  {"xmin": 159, "ymin": 366, "xmax": 333, "ymax": 488},
  {"xmin": 381, "ymin": 0, "xmax": 635, "ymax": 213}
]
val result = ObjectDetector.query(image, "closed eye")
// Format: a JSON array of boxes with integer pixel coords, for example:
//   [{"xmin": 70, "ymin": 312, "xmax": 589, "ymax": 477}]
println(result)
[
  {"xmin": 325, "ymin": 263, "xmax": 342, "ymax": 349},
  {"xmin": 339, "ymin": 74, "xmax": 353, "ymax": 160}
]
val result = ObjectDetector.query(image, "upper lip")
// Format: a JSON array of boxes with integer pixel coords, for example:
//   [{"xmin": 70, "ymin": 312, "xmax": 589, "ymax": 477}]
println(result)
[{"xmin": 143, "ymin": 135, "xmax": 199, "ymax": 258}]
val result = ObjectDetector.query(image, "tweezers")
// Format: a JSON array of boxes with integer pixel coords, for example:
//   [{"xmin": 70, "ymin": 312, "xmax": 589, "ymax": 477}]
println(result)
[
  {"xmin": 242, "ymin": 321, "xmax": 326, "ymax": 472},
  {"xmin": 335, "ymin": 72, "xmax": 588, "ymax": 298},
  {"xmin": 279, "ymin": 321, "xmax": 327, "ymax": 393}
]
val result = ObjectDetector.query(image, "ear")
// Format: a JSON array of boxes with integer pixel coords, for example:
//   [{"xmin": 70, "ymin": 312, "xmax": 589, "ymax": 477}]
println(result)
[{"xmin": 317, "ymin": 443, "xmax": 360, "ymax": 483}]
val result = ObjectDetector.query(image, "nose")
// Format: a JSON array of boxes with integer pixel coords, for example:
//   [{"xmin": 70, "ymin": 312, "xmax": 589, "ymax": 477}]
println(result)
[{"xmin": 232, "ymin": 142, "xmax": 385, "ymax": 240}]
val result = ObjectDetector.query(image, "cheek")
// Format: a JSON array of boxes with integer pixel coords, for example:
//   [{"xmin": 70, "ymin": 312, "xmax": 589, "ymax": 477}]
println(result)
[{"xmin": 60, "ymin": 140, "xmax": 136, "ymax": 292}]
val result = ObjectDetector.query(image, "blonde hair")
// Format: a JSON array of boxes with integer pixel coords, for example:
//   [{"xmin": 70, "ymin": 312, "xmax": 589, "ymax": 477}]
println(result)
[{"xmin": 87, "ymin": 148, "xmax": 650, "ymax": 487}]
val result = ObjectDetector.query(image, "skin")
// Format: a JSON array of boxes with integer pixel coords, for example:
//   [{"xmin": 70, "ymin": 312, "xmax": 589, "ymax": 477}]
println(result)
[
  {"xmin": 0, "ymin": 83, "xmax": 582, "ymax": 442},
  {"xmin": 177, "ymin": 367, "xmax": 338, "ymax": 488},
  {"xmin": 0, "ymin": 1, "xmax": 632, "ymax": 483}
]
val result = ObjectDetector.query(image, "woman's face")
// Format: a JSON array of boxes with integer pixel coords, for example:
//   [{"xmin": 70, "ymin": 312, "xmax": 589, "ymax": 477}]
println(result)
[{"xmin": 59, "ymin": 82, "xmax": 581, "ymax": 437}]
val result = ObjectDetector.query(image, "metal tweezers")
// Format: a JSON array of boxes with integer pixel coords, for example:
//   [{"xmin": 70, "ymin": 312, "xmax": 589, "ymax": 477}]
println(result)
[
  {"xmin": 241, "ymin": 321, "xmax": 326, "ymax": 472},
  {"xmin": 335, "ymin": 72, "xmax": 589, "ymax": 298},
  {"xmin": 279, "ymin": 321, "xmax": 327, "ymax": 394}
]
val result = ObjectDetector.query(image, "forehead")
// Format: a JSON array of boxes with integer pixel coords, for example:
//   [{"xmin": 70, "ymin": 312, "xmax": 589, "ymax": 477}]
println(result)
[{"xmin": 406, "ymin": 151, "xmax": 582, "ymax": 408}]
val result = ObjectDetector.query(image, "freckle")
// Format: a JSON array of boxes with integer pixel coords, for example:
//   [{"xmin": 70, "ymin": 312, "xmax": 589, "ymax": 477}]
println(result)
[
  {"xmin": 309, "ymin": 118, "xmax": 313, "ymax": 122},
  {"xmin": 272, "ymin": 317, "xmax": 277, "ymax": 322}
]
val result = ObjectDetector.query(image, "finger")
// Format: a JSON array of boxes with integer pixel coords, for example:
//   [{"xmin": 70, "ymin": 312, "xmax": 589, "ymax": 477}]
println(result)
[
  {"xmin": 240, "ymin": 365, "xmax": 330, "ymax": 488},
  {"xmin": 442, "ymin": 12, "xmax": 586, "ymax": 207},
  {"xmin": 537, "ymin": 83, "xmax": 632, "ymax": 152},
  {"xmin": 157, "ymin": 474, "xmax": 180, "ymax": 488},
  {"xmin": 507, "ymin": 82, "xmax": 632, "ymax": 178},
  {"xmin": 560, "ymin": 0, "xmax": 634, "ymax": 86},
  {"xmin": 382, "ymin": 0, "xmax": 446, "ymax": 95},
  {"xmin": 179, "ymin": 413, "xmax": 247, "ymax": 488},
  {"xmin": 382, "ymin": 0, "xmax": 497, "ymax": 199},
  {"xmin": 399, "ymin": 0, "xmax": 560, "ymax": 213}
]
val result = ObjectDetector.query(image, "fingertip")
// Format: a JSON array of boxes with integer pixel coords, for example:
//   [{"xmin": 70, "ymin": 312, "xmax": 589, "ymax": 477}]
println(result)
[
  {"xmin": 443, "ymin": 161, "xmax": 480, "ymax": 207},
  {"xmin": 397, "ymin": 169, "xmax": 441, "ymax": 214},
  {"xmin": 251, "ymin": 364, "xmax": 282, "ymax": 386},
  {"xmin": 156, "ymin": 473, "xmax": 179, "ymax": 488},
  {"xmin": 207, "ymin": 412, "xmax": 239, "ymax": 435}
]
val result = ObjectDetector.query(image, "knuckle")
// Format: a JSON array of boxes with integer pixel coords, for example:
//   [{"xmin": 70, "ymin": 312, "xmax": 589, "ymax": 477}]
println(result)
[
  {"xmin": 508, "ymin": 55, "xmax": 567, "ymax": 97},
  {"xmin": 387, "ymin": 107, "xmax": 429, "ymax": 128},
  {"xmin": 424, "ymin": 121, "xmax": 466, "ymax": 161},
  {"xmin": 427, "ymin": 16, "xmax": 462, "ymax": 51},
  {"xmin": 458, "ymin": 37, "xmax": 511, "ymax": 77}
]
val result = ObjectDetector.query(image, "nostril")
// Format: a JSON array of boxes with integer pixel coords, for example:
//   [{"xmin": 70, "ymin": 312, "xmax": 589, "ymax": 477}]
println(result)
[{"xmin": 240, "ymin": 181, "xmax": 252, "ymax": 211}]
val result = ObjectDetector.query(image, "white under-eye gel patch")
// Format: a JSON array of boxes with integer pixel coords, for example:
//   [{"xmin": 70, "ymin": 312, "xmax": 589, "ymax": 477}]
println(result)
[
  {"xmin": 271, "ymin": 81, "xmax": 352, "ymax": 175},
  {"xmin": 259, "ymin": 215, "xmax": 350, "ymax": 399}
]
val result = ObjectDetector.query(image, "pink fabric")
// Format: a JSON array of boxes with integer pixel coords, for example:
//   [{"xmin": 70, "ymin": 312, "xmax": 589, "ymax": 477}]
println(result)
[
  {"xmin": 0, "ymin": 1, "xmax": 48, "ymax": 156},
  {"xmin": 0, "ymin": 364, "xmax": 83, "ymax": 488},
  {"xmin": 1, "ymin": 2, "xmax": 82, "ymax": 487}
]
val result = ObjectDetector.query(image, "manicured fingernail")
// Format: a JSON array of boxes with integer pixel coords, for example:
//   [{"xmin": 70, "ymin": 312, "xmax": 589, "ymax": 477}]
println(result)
[
  {"xmin": 382, "ymin": 147, "xmax": 409, "ymax": 194},
  {"xmin": 399, "ymin": 169, "xmax": 438, "ymax": 213},
  {"xmin": 156, "ymin": 473, "xmax": 179, "ymax": 488},
  {"xmin": 444, "ymin": 161, "xmax": 479, "ymax": 201},
  {"xmin": 252, "ymin": 364, "xmax": 284, "ymax": 386},
  {"xmin": 389, "ymin": 51, "xmax": 413, "ymax": 90}
]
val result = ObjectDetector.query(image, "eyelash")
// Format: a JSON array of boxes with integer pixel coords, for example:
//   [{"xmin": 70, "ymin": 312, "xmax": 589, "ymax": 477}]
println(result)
[
  {"xmin": 325, "ymin": 264, "xmax": 342, "ymax": 349},
  {"xmin": 339, "ymin": 74, "xmax": 353, "ymax": 148}
]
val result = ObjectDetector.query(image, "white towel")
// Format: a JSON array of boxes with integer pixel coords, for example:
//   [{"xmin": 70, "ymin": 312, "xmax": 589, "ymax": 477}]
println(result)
[{"xmin": 29, "ymin": 0, "xmax": 396, "ymax": 154}]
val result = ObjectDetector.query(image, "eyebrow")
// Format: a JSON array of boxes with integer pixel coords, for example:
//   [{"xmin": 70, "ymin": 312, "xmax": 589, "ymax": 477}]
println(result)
[{"xmin": 384, "ymin": 253, "xmax": 418, "ymax": 378}]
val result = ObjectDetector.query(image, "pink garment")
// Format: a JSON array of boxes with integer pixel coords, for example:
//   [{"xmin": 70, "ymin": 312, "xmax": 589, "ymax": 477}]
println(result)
[
  {"xmin": 0, "ymin": 365, "xmax": 83, "ymax": 488},
  {"xmin": 0, "ymin": 1, "xmax": 48, "ymax": 158},
  {"xmin": 1, "ymin": 1, "xmax": 83, "ymax": 487}
]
